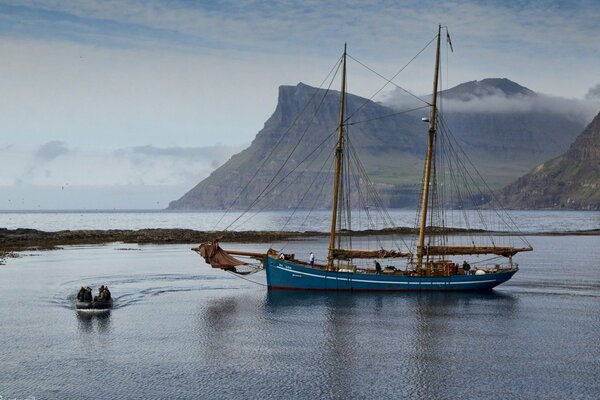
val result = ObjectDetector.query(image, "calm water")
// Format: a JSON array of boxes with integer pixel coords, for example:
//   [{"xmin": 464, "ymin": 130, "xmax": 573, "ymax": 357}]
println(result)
[
  {"xmin": 1, "ymin": 233, "xmax": 599, "ymax": 399},
  {"xmin": 1, "ymin": 209, "xmax": 599, "ymax": 232}
]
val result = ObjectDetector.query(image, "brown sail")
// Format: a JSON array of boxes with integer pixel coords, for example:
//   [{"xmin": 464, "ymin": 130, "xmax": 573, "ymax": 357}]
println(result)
[
  {"xmin": 195, "ymin": 241, "xmax": 247, "ymax": 270},
  {"xmin": 424, "ymin": 245, "xmax": 532, "ymax": 258}
]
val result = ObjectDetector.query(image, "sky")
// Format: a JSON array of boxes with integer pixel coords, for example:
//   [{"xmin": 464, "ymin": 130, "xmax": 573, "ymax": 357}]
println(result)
[{"xmin": 1, "ymin": 0, "xmax": 599, "ymax": 209}]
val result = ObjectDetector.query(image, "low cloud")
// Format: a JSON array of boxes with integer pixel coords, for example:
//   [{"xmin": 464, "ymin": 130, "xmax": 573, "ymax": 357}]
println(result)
[
  {"xmin": 0, "ymin": 143, "xmax": 246, "ymax": 208},
  {"xmin": 112, "ymin": 144, "xmax": 244, "ymax": 176},
  {"xmin": 444, "ymin": 94, "xmax": 596, "ymax": 123},
  {"xmin": 116, "ymin": 145, "xmax": 240, "ymax": 160},
  {"xmin": 585, "ymin": 84, "xmax": 600, "ymax": 101},
  {"xmin": 35, "ymin": 140, "xmax": 69, "ymax": 161},
  {"xmin": 382, "ymin": 89, "xmax": 598, "ymax": 124}
]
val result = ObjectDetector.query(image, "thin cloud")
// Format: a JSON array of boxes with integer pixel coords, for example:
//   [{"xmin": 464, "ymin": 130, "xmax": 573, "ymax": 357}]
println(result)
[
  {"xmin": 5, "ymin": 1, "xmax": 599, "ymax": 55},
  {"xmin": 585, "ymin": 84, "xmax": 600, "ymax": 101},
  {"xmin": 35, "ymin": 140, "xmax": 69, "ymax": 161},
  {"xmin": 2, "ymin": 143, "xmax": 244, "ymax": 187},
  {"xmin": 118, "ymin": 144, "xmax": 243, "ymax": 159}
]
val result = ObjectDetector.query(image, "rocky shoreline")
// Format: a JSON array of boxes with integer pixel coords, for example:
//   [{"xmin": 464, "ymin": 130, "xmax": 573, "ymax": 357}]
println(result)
[{"xmin": 2, "ymin": 227, "xmax": 599, "ymax": 259}]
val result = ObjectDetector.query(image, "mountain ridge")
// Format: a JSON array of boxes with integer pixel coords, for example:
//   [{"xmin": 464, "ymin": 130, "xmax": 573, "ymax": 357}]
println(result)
[
  {"xmin": 169, "ymin": 79, "xmax": 586, "ymax": 210},
  {"xmin": 499, "ymin": 110, "xmax": 600, "ymax": 210}
]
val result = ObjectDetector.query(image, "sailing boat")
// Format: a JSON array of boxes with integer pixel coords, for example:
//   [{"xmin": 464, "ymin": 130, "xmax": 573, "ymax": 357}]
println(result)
[{"xmin": 195, "ymin": 25, "xmax": 532, "ymax": 291}]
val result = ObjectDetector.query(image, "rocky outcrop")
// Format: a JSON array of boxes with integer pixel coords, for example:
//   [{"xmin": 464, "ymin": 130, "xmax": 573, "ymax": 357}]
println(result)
[{"xmin": 500, "ymin": 111, "xmax": 600, "ymax": 210}]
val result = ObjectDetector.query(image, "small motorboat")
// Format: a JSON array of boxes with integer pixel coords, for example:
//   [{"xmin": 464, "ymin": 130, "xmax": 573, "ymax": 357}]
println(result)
[
  {"xmin": 76, "ymin": 298, "xmax": 113, "ymax": 310},
  {"xmin": 75, "ymin": 285, "xmax": 113, "ymax": 310}
]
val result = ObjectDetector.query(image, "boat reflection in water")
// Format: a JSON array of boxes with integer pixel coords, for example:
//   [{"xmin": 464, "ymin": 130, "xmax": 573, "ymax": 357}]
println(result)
[
  {"xmin": 76, "ymin": 310, "xmax": 112, "ymax": 334},
  {"xmin": 197, "ymin": 290, "xmax": 518, "ymax": 398}
]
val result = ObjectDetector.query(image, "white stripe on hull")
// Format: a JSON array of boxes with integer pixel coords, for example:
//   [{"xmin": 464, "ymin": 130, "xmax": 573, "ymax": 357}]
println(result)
[{"xmin": 274, "ymin": 265, "xmax": 500, "ymax": 285}]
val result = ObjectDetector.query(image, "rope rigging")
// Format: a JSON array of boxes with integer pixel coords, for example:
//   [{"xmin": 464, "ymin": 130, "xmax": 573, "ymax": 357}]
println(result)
[
  {"xmin": 222, "ymin": 58, "xmax": 344, "ymax": 231},
  {"xmin": 212, "ymin": 54, "xmax": 344, "ymax": 231},
  {"xmin": 209, "ymin": 28, "xmax": 529, "ymax": 268}
]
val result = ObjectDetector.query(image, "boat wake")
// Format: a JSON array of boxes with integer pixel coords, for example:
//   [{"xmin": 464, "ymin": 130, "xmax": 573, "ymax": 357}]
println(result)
[
  {"xmin": 505, "ymin": 280, "xmax": 600, "ymax": 298},
  {"xmin": 52, "ymin": 272, "xmax": 245, "ymax": 310}
]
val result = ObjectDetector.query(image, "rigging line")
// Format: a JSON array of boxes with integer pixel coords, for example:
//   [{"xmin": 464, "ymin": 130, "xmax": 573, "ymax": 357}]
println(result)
[
  {"xmin": 297, "ymin": 153, "xmax": 336, "ymax": 230},
  {"xmin": 225, "ymin": 67, "xmax": 341, "ymax": 231},
  {"xmin": 439, "ymin": 121, "xmax": 489, "ymax": 235},
  {"xmin": 437, "ymin": 114, "xmax": 531, "ymax": 246},
  {"xmin": 344, "ymin": 141, "xmax": 388, "ymax": 250},
  {"xmin": 227, "ymin": 131, "xmax": 338, "ymax": 231},
  {"xmin": 223, "ymin": 66, "xmax": 343, "ymax": 232},
  {"xmin": 277, "ymin": 154, "xmax": 336, "ymax": 251},
  {"xmin": 475, "ymin": 255, "xmax": 504, "ymax": 264},
  {"xmin": 279, "ymin": 139, "xmax": 337, "ymax": 233},
  {"xmin": 232, "ymin": 133, "xmax": 336, "ymax": 233},
  {"xmin": 228, "ymin": 119, "xmax": 337, "ymax": 228},
  {"xmin": 437, "ymin": 116, "xmax": 531, "ymax": 247},
  {"xmin": 347, "ymin": 105, "xmax": 430, "ymax": 126},
  {"xmin": 441, "ymin": 128, "xmax": 471, "ymax": 233},
  {"xmin": 344, "ymin": 33, "xmax": 437, "ymax": 117},
  {"xmin": 345, "ymin": 136, "xmax": 411, "ymax": 252},
  {"xmin": 212, "ymin": 54, "xmax": 343, "ymax": 231},
  {"xmin": 226, "ymin": 270, "xmax": 267, "ymax": 287}
]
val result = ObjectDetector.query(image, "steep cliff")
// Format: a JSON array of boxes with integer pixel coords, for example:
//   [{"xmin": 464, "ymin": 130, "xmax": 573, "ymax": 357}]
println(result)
[
  {"xmin": 169, "ymin": 80, "xmax": 585, "ymax": 210},
  {"xmin": 500, "ymin": 111, "xmax": 600, "ymax": 210}
]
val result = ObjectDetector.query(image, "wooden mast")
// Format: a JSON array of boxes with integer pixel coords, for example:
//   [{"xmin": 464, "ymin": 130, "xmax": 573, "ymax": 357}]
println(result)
[
  {"xmin": 416, "ymin": 25, "xmax": 442, "ymax": 273},
  {"xmin": 328, "ymin": 44, "xmax": 347, "ymax": 269}
]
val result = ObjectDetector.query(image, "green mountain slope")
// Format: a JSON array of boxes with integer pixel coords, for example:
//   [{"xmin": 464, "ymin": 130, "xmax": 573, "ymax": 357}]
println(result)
[
  {"xmin": 168, "ymin": 80, "xmax": 585, "ymax": 210},
  {"xmin": 500, "ymin": 111, "xmax": 600, "ymax": 210}
]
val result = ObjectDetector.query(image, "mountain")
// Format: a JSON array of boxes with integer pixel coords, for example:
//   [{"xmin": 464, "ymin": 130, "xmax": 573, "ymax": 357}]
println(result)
[
  {"xmin": 499, "ymin": 111, "xmax": 600, "ymax": 210},
  {"xmin": 169, "ymin": 83, "xmax": 425, "ymax": 210},
  {"xmin": 440, "ymin": 78, "xmax": 535, "ymax": 100},
  {"xmin": 168, "ymin": 80, "xmax": 586, "ymax": 210}
]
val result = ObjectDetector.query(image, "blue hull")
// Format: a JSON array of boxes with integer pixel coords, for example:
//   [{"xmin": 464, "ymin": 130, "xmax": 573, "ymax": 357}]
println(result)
[{"xmin": 265, "ymin": 256, "xmax": 516, "ymax": 291}]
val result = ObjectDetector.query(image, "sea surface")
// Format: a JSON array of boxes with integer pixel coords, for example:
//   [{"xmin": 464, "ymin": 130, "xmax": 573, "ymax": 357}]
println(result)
[
  {"xmin": 1, "ymin": 211, "xmax": 599, "ymax": 399},
  {"xmin": 1, "ymin": 209, "xmax": 599, "ymax": 232}
]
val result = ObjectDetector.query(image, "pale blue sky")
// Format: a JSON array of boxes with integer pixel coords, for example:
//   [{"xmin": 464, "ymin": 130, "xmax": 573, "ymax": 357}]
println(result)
[{"xmin": 0, "ymin": 0, "xmax": 599, "ymax": 209}]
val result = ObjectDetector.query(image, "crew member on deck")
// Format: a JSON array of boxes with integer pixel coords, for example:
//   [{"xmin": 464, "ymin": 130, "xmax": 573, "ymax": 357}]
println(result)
[
  {"xmin": 309, "ymin": 252, "xmax": 315, "ymax": 266},
  {"xmin": 463, "ymin": 261, "xmax": 471, "ymax": 275},
  {"xmin": 374, "ymin": 260, "xmax": 382, "ymax": 274}
]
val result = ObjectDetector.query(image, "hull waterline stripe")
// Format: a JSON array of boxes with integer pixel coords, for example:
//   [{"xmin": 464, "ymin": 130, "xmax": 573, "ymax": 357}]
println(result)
[{"xmin": 273, "ymin": 265, "xmax": 499, "ymax": 285}]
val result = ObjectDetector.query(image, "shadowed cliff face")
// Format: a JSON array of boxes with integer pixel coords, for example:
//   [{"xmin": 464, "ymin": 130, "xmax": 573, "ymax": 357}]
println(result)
[
  {"xmin": 500, "ymin": 111, "xmax": 600, "ymax": 210},
  {"xmin": 168, "ymin": 83, "xmax": 426, "ymax": 210},
  {"xmin": 169, "ymin": 81, "xmax": 586, "ymax": 210}
]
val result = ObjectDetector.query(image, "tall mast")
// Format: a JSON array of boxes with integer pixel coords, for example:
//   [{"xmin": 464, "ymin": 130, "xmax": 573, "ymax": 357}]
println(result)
[
  {"xmin": 416, "ymin": 25, "xmax": 442, "ymax": 272},
  {"xmin": 328, "ymin": 44, "xmax": 347, "ymax": 269}
]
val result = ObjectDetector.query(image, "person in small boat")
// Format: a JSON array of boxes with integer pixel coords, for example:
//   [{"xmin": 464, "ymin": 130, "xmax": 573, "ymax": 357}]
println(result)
[
  {"xmin": 103, "ymin": 286, "xmax": 111, "ymax": 301},
  {"xmin": 85, "ymin": 287, "xmax": 93, "ymax": 302},
  {"xmin": 374, "ymin": 260, "xmax": 382, "ymax": 274},
  {"xmin": 95, "ymin": 285, "xmax": 106, "ymax": 302},
  {"xmin": 77, "ymin": 286, "xmax": 86, "ymax": 301},
  {"xmin": 309, "ymin": 252, "xmax": 315, "ymax": 266},
  {"xmin": 463, "ymin": 261, "xmax": 471, "ymax": 275}
]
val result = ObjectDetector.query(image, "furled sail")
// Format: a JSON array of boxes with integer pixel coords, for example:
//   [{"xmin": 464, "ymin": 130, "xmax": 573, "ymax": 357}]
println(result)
[
  {"xmin": 424, "ymin": 245, "xmax": 533, "ymax": 258},
  {"xmin": 332, "ymin": 248, "xmax": 412, "ymax": 260},
  {"xmin": 196, "ymin": 241, "xmax": 247, "ymax": 270}
]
